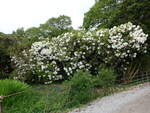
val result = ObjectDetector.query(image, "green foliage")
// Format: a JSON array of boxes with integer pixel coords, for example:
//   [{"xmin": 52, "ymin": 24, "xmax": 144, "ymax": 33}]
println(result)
[
  {"xmin": 139, "ymin": 53, "xmax": 150, "ymax": 72},
  {"xmin": 0, "ymin": 48, "xmax": 12, "ymax": 78},
  {"xmin": 0, "ymin": 34, "xmax": 16, "ymax": 78},
  {"xmin": 11, "ymin": 15, "xmax": 73, "ymax": 41},
  {"xmin": 110, "ymin": 0, "xmax": 150, "ymax": 37},
  {"xmin": 83, "ymin": 0, "xmax": 150, "ymax": 36},
  {"xmin": 93, "ymin": 66, "xmax": 116, "ymax": 88},
  {"xmin": 25, "ymin": 27, "xmax": 43, "ymax": 41},
  {"xmin": 3, "ymin": 84, "xmax": 67, "ymax": 113},
  {"xmin": 39, "ymin": 15, "xmax": 73, "ymax": 38},
  {"xmin": 12, "ymin": 22, "xmax": 148, "ymax": 83},
  {"xmin": 3, "ymin": 88, "xmax": 45, "ymax": 113},
  {"xmin": 12, "ymin": 27, "xmax": 25, "ymax": 38},
  {"xmin": 84, "ymin": 0, "xmax": 150, "ymax": 42},
  {"xmin": 83, "ymin": 0, "xmax": 121, "ymax": 29},
  {"xmin": 83, "ymin": 0, "xmax": 150, "ymax": 76},
  {"xmin": 66, "ymin": 70, "xmax": 94, "ymax": 107},
  {"xmin": 0, "ymin": 79, "xmax": 30, "ymax": 111},
  {"xmin": 2, "ymin": 81, "xmax": 135, "ymax": 113},
  {"xmin": 0, "ymin": 79, "xmax": 29, "ymax": 96}
]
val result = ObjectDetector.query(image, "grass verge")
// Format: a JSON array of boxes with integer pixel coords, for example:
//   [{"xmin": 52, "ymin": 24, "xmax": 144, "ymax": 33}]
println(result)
[{"xmin": 3, "ymin": 80, "xmax": 149, "ymax": 113}]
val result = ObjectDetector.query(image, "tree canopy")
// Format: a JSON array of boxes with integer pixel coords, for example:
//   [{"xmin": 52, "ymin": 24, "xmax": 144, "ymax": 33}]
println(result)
[
  {"xmin": 83, "ymin": 0, "xmax": 150, "ymax": 38},
  {"xmin": 12, "ymin": 15, "xmax": 73, "ymax": 39},
  {"xmin": 110, "ymin": 0, "xmax": 150, "ymax": 36},
  {"xmin": 83, "ymin": 0, "xmax": 122, "ymax": 30},
  {"xmin": 39, "ymin": 15, "xmax": 73, "ymax": 38}
]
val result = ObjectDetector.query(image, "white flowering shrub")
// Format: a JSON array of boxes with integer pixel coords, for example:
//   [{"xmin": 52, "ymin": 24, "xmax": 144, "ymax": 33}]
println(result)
[
  {"xmin": 11, "ymin": 22, "xmax": 148, "ymax": 84},
  {"xmin": 107, "ymin": 22, "xmax": 148, "ymax": 73}
]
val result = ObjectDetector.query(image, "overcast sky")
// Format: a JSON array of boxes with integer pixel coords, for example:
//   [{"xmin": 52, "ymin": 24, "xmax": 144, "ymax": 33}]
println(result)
[{"xmin": 0, "ymin": 0, "xmax": 95, "ymax": 34}]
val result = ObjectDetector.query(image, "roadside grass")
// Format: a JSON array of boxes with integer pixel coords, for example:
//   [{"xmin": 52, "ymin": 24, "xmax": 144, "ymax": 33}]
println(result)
[
  {"xmin": 3, "ymin": 83, "xmax": 67, "ymax": 113},
  {"xmin": 3, "ymin": 79, "xmax": 150, "ymax": 113}
]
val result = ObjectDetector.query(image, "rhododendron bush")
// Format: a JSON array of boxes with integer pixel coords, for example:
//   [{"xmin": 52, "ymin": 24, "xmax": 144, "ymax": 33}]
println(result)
[{"xmin": 11, "ymin": 22, "xmax": 148, "ymax": 84}]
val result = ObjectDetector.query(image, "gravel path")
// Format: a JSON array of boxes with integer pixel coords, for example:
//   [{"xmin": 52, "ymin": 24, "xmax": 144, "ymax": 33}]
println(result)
[{"xmin": 69, "ymin": 83, "xmax": 150, "ymax": 113}]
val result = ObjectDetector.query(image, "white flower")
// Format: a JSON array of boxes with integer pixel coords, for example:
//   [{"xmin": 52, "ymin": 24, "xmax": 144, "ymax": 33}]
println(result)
[{"xmin": 11, "ymin": 22, "xmax": 148, "ymax": 83}]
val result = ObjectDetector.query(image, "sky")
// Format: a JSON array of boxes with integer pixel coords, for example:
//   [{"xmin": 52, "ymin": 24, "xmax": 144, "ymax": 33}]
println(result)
[{"xmin": 0, "ymin": 0, "xmax": 95, "ymax": 34}]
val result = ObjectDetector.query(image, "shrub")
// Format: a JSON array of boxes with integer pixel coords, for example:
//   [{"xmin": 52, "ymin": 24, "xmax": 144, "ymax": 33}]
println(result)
[
  {"xmin": 93, "ymin": 66, "xmax": 116, "ymax": 88},
  {"xmin": 11, "ymin": 22, "xmax": 148, "ymax": 83},
  {"xmin": 66, "ymin": 70, "xmax": 94, "ymax": 107}
]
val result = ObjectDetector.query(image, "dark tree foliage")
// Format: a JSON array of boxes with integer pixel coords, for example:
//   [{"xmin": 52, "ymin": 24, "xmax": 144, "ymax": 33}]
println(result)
[
  {"xmin": 0, "ymin": 48, "xmax": 13, "ymax": 78},
  {"xmin": 110, "ymin": 0, "xmax": 150, "ymax": 38},
  {"xmin": 83, "ymin": 0, "xmax": 122, "ymax": 30},
  {"xmin": 83, "ymin": 0, "xmax": 150, "ymax": 38},
  {"xmin": 0, "ymin": 34, "xmax": 15, "ymax": 78}
]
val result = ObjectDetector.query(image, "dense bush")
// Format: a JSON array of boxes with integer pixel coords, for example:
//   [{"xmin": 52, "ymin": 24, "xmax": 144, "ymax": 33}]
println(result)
[
  {"xmin": 93, "ymin": 66, "xmax": 116, "ymax": 88},
  {"xmin": 65, "ymin": 69, "xmax": 116, "ymax": 107},
  {"xmin": 11, "ymin": 22, "xmax": 148, "ymax": 83},
  {"xmin": 66, "ymin": 70, "xmax": 94, "ymax": 107}
]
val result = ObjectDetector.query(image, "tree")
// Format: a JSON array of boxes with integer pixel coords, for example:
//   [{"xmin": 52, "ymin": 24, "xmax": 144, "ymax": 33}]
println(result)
[
  {"xmin": 12, "ymin": 15, "xmax": 73, "ymax": 40},
  {"xmin": 83, "ymin": 0, "xmax": 122, "ymax": 30},
  {"xmin": 110, "ymin": 0, "xmax": 150, "ymax": 37},
  {"xmin": 83, "ymin": 0, "xmax": 150, "ymax": 38},
  {"xmin": 39, "ymin": 15, "xmax": 73, "ymax": 38},
  {"xmin": 25, "ymin": 27, "xmax": 43, "ymax": 41},
  {"xmin": 12, "ymin": 27, "xmax": 25, "ymax": 38}
]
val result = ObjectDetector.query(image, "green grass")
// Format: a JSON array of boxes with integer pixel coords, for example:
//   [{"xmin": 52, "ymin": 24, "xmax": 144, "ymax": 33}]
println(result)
[
  {"xmin": 0, "ymin": 79, "xmax": 29, "ymax": 96},
  {"xmin": 3, "ymin": 82, "xmax": 95, "ymax": 113},
  {"xmin": 3, "ymin": 83, "xmax": 69, "ymax": 113},
  {"xmin": 3, "ymin": 80, "xmax": 149, "ymax": 113}
]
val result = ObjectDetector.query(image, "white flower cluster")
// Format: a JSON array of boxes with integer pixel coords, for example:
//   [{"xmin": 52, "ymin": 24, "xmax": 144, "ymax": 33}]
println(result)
[
  {"xmin": 108, "ymin": 22, "xmax": 147, "ymax": 60},
  {"xmin": 11, "ymin": 22, "xmax": 148, "ymax": 83}
]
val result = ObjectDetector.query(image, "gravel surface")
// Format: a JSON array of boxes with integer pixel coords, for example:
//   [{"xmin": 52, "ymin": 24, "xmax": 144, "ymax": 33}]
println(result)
[{"xmin": 69, "ymin": 83, "xmax": 150, "ymax": 113}]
